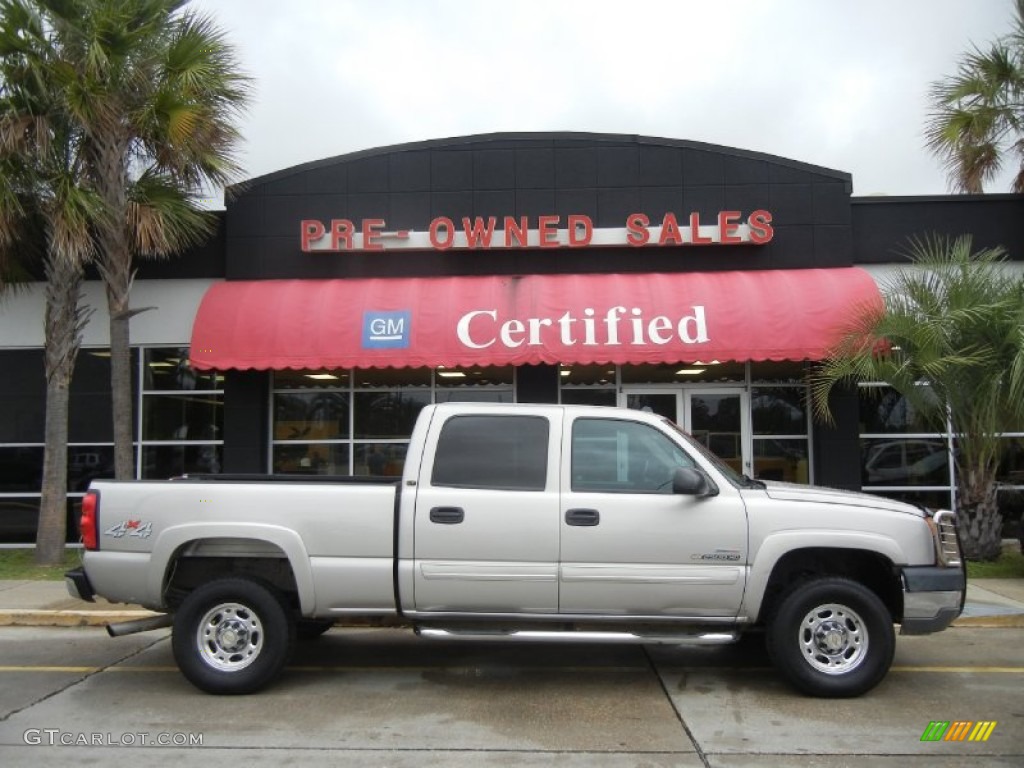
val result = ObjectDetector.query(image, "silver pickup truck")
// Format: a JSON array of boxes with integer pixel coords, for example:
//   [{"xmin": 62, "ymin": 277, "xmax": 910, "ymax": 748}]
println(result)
[{"xmin": 66, "ymin": 403, "xmax": 965, "ymax": 697}]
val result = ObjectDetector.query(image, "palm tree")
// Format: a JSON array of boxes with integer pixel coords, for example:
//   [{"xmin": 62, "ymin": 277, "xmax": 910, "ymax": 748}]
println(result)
[
  {"xmin": 23, "ymin": 0, "xmax": 250, "ymax": 479},
  {"xmin": 0, "ymin": 10, "xmax": 105, "ymax": 564},
  {"xmin": 810, "ymin": 235, "xmax": 1024, "ymax": 561},
  {"xmin": 926, "ymin": 0, "xmax": 1024, "ymax": 192}
]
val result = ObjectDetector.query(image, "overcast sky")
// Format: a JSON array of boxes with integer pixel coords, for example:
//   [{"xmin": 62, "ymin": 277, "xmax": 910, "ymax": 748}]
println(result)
[{"xmin": 191, "ymin": 0, "xmax": 1018, "ymax": 198}]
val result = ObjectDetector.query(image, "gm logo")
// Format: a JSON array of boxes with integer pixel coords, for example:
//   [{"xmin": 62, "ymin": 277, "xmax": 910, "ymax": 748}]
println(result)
[{"xmin": 362, "ymin": 311, "xmax": 411, "ymax": 349}]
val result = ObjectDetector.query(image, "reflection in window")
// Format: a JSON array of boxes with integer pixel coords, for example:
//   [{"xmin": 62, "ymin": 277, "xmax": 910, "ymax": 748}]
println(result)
[
  {"xmin": 753, "ymin": 439, "xmax": 809, "ymax": 483},
  {"xmin": 272, "ymin": 443, "xmax": 349, "ymax": 475},
  {"xmin": 572, "ymin": 418, "xmax": 693, "ymax": 494},
  {"xmin": 142, "ymin": 445, "xmax": 222, "ymax": 478},
  {"xmin": 861, "ymin": 438, "xmax": 951, "ymax": 487}
]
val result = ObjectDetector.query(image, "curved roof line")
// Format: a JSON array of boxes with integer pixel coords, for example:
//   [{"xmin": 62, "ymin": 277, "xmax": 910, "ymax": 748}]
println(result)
[{"xmin": 228, "ymin": 131, "xmax": 851, "ymax": 196}]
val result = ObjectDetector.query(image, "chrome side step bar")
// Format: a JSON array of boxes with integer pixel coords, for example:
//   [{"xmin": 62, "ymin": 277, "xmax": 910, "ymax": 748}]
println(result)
[{"xmin": 414, "ymin": 627, "xmax": 738, "ymax": 645}]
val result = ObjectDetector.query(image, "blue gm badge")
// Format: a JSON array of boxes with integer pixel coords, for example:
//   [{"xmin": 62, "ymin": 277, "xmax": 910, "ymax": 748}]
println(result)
[{"xmin": 362, "ymin": 310, "xmax": 411, "ymax": 349}]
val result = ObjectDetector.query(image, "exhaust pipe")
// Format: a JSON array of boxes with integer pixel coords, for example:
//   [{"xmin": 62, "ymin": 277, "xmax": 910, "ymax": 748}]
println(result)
[{"xmin": 106, "ymin": 614, "xmax": 172, "ymax": 638}]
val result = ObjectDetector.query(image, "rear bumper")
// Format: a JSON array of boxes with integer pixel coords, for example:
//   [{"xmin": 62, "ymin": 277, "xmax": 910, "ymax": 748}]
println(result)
[
  {"xmin": 899, "ymin": 566, "xmax": 965, "ymax": 635},
  {"xmin": 64, "ymin": 567, "xmax": 95, "ymax": 603}
]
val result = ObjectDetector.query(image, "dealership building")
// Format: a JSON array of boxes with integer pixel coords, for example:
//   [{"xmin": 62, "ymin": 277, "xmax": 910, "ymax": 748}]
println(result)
[{"xmin": 1, "ymin": 132, "xmax": 1022, "ymax": 541}]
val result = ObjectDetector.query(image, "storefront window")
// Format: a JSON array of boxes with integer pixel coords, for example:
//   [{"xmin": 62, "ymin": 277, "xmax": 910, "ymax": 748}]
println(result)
[
  {"xmin": 858, "ymin": 385, "xmax": 942, "ymax": 434},
  {"xmin": 354, "ymin": 443, "xmax": 408, "ymax": 477},
  {"xmin": 753, "ymin": 439, "xmax": 810, "ymax": 483},
  {"xmin": 621, "ymin": 362, "xmax": 745, "ymax": 384},
  {"xmin": 353, "ymin": 391, "xmax": 431, "ymax": 438},
  {"xmin": 271, "ymin": 366, "xmax": 514, "ymax": 474},
  {"xmin": 752, "ymin": 387, "xmax": 807, "ymax": 435},
  {"xmin": 750, "ymin": 361, "xmax": 809, "ymax": 384},
  {"xmin": 272, "ymin": 443, "xmax": 349, "ymax": 475},
  {"xmin": 859, "ymin": 384, "xmax": 954, "ymax": 509},
  {"xmin": 559, "ymin": 365, "xmax": 616, "ymax": 406},
  {"xmin": 273, "ymin": 392, "xmax": 349, "ymax": 441},
  {"xmin": 0, "ymin": 347, "xmax": 137, "ymax": 542},
  {"xmin": 139, "ymin": 347, "xmax": 223, "ymax": 479}
]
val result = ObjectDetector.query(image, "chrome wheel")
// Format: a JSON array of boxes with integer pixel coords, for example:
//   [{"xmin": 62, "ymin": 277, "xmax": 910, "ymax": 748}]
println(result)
[
  {"xmin": 798, "ymin": 602, "xmax": 868, "ymax": 675},
  {"xmin": 195, "ymin": 602, "xmax": 263, "ymax": 672}
]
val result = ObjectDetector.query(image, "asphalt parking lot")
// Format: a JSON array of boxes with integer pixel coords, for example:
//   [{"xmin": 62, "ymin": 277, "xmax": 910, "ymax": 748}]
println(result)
[{"xmin": 0, "ymin": 625, "xmax": 1021, "ymax": 766}]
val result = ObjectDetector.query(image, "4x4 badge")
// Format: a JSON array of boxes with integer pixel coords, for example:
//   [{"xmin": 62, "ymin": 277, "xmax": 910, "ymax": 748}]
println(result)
[{"xmin": 103, "ymin": 519, "xmax": 153, "ymax": 539}]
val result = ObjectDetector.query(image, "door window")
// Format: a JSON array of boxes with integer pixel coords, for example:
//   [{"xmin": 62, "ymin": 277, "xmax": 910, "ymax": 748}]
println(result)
[{"xmin": 571, "ymin": 418, "xmax": 693, "ymax": 494}]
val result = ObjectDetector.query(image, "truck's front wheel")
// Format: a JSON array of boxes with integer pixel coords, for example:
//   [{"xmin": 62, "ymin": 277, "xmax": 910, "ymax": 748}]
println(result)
[
  {"xmin": 172, "ymin": 578, "xmax": 293, "ymax": 694},
  {"xmin": 767, "ymin": 578, "xmax": 894, "ymax": 698}
]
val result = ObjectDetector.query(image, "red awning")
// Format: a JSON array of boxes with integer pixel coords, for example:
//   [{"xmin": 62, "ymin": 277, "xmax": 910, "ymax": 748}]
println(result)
[{"xmin": 189, "ymin": 268, "xmax": 882, "ymax": 370}]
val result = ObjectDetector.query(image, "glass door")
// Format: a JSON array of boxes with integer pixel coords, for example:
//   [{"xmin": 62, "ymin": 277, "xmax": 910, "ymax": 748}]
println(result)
[
  {"xmin": 622, "ymin": 387, "xmax": 751, "ymax": 477},
  {"xmin": 685, "ymin": 388, "xmax": 751, "ymax": 477}
]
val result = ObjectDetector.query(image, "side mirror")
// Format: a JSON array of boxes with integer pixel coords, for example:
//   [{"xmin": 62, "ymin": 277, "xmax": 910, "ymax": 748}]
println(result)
[{"xmin": 672, "ymin": 467, "xmax": 717, "ymax": 497}]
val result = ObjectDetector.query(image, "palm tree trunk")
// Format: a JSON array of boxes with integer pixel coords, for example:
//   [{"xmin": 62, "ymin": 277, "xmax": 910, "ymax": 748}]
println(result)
[
  {"xmin": 36, "ymin": 253, "xmax": 86, "ymax": 566},
  {"xmin": 91, "ymin": 139, "xmax": 135, "ymax": 480},
  {"xmin": 104, "ymin": 268, "xmax": 135, "ymax": 479},
  {"xmin": 956, "ymin": 469, "xmax": 1004, "ymax": 561}
]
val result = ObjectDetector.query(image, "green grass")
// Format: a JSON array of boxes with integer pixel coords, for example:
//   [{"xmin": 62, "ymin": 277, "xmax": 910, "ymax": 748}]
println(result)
[
  {"xmin": 966, "ymin": 546, "xmax": 1024, "ymax": 579},
  {"xmin": 0, "ymin": 548, "xmax": 82, "ymax": 581}
]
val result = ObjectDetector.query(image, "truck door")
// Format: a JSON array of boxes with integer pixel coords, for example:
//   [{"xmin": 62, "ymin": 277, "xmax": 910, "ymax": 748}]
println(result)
[
  {"xmin": 411, "ymin": 409, "xmax": 562, "ymax": 614},
  {"xmin": 558, "ymin": 414, "xmax": 748, "ymax": 618}
]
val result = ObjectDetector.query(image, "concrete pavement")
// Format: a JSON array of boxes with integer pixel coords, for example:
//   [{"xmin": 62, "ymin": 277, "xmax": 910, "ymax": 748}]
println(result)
[{"xmin": 0, "ymin": 576, "xmax": 1022, "ymax": 628}]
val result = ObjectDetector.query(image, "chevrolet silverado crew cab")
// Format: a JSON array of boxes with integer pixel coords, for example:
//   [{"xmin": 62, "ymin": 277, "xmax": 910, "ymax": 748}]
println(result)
[{"xmin": 65, "ymin": 403, "xmax": 965, "ymax": 697}]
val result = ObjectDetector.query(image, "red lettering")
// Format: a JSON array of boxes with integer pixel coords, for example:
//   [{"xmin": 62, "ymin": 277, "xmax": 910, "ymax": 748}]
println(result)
[
  {"xmin": 538, "ymin": 215, "xmax": 560, "ymax": 248},
  {"xmin": 462, "ymin": 216, "xmax": 497, "ymax": 248},
  {"xmin": 690, "ymin": 212, "xmax": 712, "ymax": 245},
  {"xmin": 429, "ymin": 217, "xmax": 455, "ymax": 249},
  {"xmin": 330, "ymin": 219, "xmax": 354, "ymax": 251},
  {"xmin": 361, "ymin": 218, "xmax": 385, "ymax": 251},
  {"xmin": 748, "ymin": 209, "xmax": 774, "ymax": 244},
  {"xmin": 301, "ymin": 219, "xmax": 326, "ymax": 252},
  {"xmin": 626, "ymin": 213, "xmax": 650, "ymax": 246},
  {"xmin": 567, "ymin": 214, "xmax": 593, "ymax": 247},
  {"xmin": 658, "ymin": 212, "xmax": 683, "ymax": 246},
  {"xmin": 718, "ymin": 211, "xmax": 742, "ymax": 244},
  {"xmin": 504, "ymin": 216, "xmax": 529, "ymax": 247}
]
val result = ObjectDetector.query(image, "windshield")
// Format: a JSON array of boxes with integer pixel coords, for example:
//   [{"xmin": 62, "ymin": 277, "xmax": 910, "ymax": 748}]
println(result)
[{"xmin": 661, "ymin": 418, "xmax": 758, "ymax": 488}]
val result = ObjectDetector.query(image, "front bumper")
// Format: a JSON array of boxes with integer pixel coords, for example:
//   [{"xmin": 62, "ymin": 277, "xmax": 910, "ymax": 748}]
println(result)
[
  {"xmin": 899, "ymin": 566, "xmax": 965, "ymax": 635},
  {"xmin": 64, "ymin": 567, "xmax": 95, "ymax": 603}
]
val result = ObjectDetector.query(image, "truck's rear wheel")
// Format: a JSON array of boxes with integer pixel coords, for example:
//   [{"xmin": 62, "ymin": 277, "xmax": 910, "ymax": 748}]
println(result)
[
  {"xmin": 767, "ymin": 577, "xmax": 894, "ymax": 698},
  {"xmin": 172, "ymin": 578, "xmax": 293, "ymax": 694}
]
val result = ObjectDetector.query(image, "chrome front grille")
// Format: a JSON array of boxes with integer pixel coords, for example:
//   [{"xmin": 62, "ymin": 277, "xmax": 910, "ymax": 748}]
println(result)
[{"xmin": 932, "ymin": 510, "xmax": 963, "ymax": 567}]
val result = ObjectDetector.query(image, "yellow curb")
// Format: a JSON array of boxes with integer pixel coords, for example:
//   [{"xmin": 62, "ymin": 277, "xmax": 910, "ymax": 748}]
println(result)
[
  {"xmin": 0, "ymin": 610, "xmax": 161, "ymax": 628},
  {"xmin": 952, "ymin": 614, "xmax": 1024, "ymax": 629}
]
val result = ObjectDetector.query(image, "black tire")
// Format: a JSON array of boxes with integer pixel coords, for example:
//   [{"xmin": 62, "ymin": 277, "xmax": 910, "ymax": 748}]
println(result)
[
  {"xmin": 766, "ymin": 577, "xmax": 894, "ymax": 698},
  {"xmin": 171, "ymin": 577, "xmax": 293, "ymax": 695},
  {"xmin": 295, "ymin": 618, "xmax": 334, "ymax": 641}
]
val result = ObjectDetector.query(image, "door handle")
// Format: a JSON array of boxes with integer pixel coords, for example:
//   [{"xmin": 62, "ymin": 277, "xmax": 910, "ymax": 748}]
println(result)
[
  {"xmin": 429, "ymin": 506, "xmax": 465, "ymax": 524},
  {"xmin": 565, "ymin": 508, "xmax": 600, "ymax": 526}
]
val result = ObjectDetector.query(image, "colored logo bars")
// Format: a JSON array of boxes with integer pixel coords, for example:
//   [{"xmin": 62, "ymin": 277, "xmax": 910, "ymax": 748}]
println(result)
[{"xmin": 921, "ymin": 721, "xmax": 997, "ymax": 742}]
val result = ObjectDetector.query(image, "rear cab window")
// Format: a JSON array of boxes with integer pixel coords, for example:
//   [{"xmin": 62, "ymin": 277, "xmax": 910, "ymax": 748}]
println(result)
[{"xmin": 431, "ymin": 414, "xmax": 550, "ymax": 491}]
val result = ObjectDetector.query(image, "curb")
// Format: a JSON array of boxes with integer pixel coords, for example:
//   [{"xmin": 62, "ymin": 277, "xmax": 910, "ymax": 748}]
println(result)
[{"xmin": 0, "ymin": 610, "xmax": 160, "ymax": 628}]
